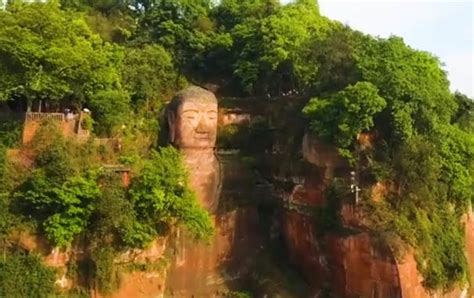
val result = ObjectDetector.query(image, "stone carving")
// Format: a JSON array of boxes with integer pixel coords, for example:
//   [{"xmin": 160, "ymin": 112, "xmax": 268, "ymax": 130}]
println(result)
[
  {"xmin": 166, "ymin": 86, "xmax": 220, "ymax": 213},
  {"xmin": 165, "ymin": 90, "xmax": 263, "ymax": 296}
]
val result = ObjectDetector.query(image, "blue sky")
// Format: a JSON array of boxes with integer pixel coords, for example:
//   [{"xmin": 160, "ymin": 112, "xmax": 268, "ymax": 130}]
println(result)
[{"xmin": 284, "ymin": 0, "xmax": 473, "ymax": 97}]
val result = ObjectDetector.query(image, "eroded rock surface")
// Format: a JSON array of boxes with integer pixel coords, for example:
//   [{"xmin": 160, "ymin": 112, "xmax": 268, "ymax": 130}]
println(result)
[{"xmin": 281, "ymin": 133, "xmax": 474, "ymax": 298}]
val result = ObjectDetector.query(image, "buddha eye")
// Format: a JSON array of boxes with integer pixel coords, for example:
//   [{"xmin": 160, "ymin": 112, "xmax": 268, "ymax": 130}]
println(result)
[
  {"xmin": 183, "ymin": 111, "xmax": 198, "ymax": 120},
  {"xmin": 207, "ymin": 111, "xmax": 217, "ymax": 119}
]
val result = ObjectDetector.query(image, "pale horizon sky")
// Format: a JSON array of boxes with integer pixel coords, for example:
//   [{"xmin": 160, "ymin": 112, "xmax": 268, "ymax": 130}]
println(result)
[{"xmin": 285, "ymin": 0, "xmax": 473, "ymax": 97}]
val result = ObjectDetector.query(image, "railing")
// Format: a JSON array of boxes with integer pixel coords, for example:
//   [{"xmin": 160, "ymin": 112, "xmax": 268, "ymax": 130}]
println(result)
[{"xmin": 25, "ymin": 112, "xmax": 64, "ymax": 123}]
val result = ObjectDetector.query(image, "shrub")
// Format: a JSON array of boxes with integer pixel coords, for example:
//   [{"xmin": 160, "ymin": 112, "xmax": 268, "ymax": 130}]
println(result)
[
  {"xmin": 88, "ymin": 90, "xmax": 131, "ymax": 136},
  {"xmin": 127, "ymin": 146, "xmax": 214, "ymax": 248},
  {"xmin": 0, "ymin": 253, "xmax": 56, "ymax": 297},
  {"xmin": 92, "ymin": 247, "xmax": 121, "ymax": 295},
  {"xmin": 16, "ymin": 171, "xmax": 100, "ymax": 248}
]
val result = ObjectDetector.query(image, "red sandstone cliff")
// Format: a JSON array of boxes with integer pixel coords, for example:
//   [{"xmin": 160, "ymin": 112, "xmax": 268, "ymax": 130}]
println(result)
[{"xmin": 281, "ymin": 133, "xmax": 474, "ymax": 298}]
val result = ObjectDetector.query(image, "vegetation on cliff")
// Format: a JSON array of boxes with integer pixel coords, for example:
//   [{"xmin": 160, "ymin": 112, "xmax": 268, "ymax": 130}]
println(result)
[
  {"xmin": 0, "ymin": 0, "xmax": 472, "ymax": 295},
  {"xmin": 302, "ymin": 25, "xmax": 473, "ymax": 291},
  {"xmin": 0, "ymin": 253, "xmax": 56, "ymax": 297}
]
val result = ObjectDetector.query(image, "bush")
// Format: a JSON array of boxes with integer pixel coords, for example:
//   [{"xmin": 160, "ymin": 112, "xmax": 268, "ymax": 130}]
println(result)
[
  {"xmin": 90, "ymin": 173, "xmax": 135, "ymax": 246},
  {"xmin": 0, "ymin": 253, "xmax": 56, "ymax": 297},
  {"xmin": 92, "ymin": 247, "xmax": 121, "ymax": 295},
  {"xmin": 17, "ymin": 171, "xmax": 100, "ymax": 248},
  {"xmin": 303, "ymin": 82, "xmax": 386, "ymax": 156},
  {"xmin": 361, "ymin": 135, "xmax": 471, "ymax": 290},
  {"xmin": 0, "ymin": 119, "xmax": 22, "ymax": 190},
  {"xmin": 0, "ymin": 119, "xmax": 22, "ymax": 148},
  {"xmin": 127, "ymin": 146, "xmax": 214, "ymax": 248},
  {"xmin": 314, "ymin": 179, "xmax": 346, "ymax": 235},
  {"xmin": 0, "ymin": 193, "xmax": 14, "ymax": 246},
  {"xmin": 80, "ymin": 114, "xmax": 94, "ymax": 131},
  {"xmin": 88, "ymin": 90, "xmax": 131, "ymax": 136}
]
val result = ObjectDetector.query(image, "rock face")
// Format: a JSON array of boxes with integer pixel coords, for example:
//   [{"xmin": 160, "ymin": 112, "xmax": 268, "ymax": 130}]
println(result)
[
  {"xmin": 395, "ymin": 209, "xmax": 474, "ymax": 298},
  {"xmin": 281, "ymin": 132, "xmax": 474, "ymax": 298},
  {"xmin": 100, "ymin": 272, "xmax": 166, "ymax": 298},
  {"xmin": 165, "ymin": 208, "xmax": 261, "ymax": 296},
  {"xmin": 164, "ymin": 153, "xmax": 263, "ymax": 296},
  {"xmin": 283, "ymin": 210, "xmax": 404, "ymax": 297}
]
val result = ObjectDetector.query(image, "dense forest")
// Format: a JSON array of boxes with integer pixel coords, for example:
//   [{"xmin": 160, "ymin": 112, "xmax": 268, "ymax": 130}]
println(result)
[{"xmin": 0, "ymin": 0, "xmax": 473, "ymax": 296}]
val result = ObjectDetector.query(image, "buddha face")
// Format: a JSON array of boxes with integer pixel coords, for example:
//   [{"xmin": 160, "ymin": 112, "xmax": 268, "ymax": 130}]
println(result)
[{"xmin": 169, "ymin": 99, "xmax": 218, "ymax": 149}]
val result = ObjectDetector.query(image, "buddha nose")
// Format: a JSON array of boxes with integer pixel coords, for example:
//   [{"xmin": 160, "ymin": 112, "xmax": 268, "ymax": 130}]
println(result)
[{"xmin": 196, "ymin": 116, "xmax": 209, "ymax": 133}]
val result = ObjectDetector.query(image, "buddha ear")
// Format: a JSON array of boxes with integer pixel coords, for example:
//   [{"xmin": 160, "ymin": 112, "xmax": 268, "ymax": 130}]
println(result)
[{"xmin": 167, "ymin": 110, "xmax": 176, "ymax": 144}]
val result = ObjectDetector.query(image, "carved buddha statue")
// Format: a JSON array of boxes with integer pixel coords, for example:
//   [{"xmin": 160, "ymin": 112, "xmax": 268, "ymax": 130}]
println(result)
[
  {"xmin": 167, "ymin": 86, "xmax": 220, "ymax": 213},
  {"xmin": 165, "ymin": 87, "xmax": 262, "ymax": 296}
]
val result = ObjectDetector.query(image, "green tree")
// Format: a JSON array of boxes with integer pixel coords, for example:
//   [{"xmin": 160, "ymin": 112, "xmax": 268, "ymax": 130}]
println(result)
[
  {"xmin": 212, "ymin": 0, "xmax": 280, "ymax": 31},
  {"xmin": 127, "ymin": 146, "xmax": 213, "ymax": 248},
  {"xmin": 452, "ymin": 92, "xmax": 474, "ymax": 131},
  {"xmin": 434, "ymin": 124, "xmax": 474, "ymax": 209},
  {"xmin": 0, "ymin": 193, "xmax": 14, "ymax": 254},
  {"xmin": 0, "ymin": 118, "xmax": 22, "ymax": 193},
  {"xmin": 304, "ymin": 23, "xmax": 362, "ymax": 93},
  {"xmin": 136, "ymin": 0, "xmax": 216, "ymax": 74},
  {"xmin": 303, "ymin": 81, "xmax": 386, "ymax": 156},
  {"xmin": 0, "ymin": 253, "xmax": 55, "ymax": 297},
  {"xmin": 14, "ymin": 120, "xmax": 100, "ymax": 247},
  {"xmin": 88, "ymin": 89, "xmax": 131, "ymax": 136},
  {"xmin": 91, "ymin": 246, "xmax": 121, "ymax": 294},
  {"xmin": 0, "ymin": 1, "xmax": 123, "ymax": 108},
  {"xmin": 90, "ymin": 173, "xmax": 135, "ymax": 246},
  {"xmin": 354, "ymin": 36, "xmax": 456, "ymax": 142},
  {"xmin": 18, "ymin": 171, "xmax": 100, "ymax": 248},
  {"xmin": 258, "ymin": 0, "xmax": 329, "ymax": 92},
  {"xmin": 211, "ymin": 0, "xmax": 330, "ymax": 95},
  {"xmin": 387, "ymin": 136, "xmax": 469, "ymax": 289},
  {"xmin": 122, "ymin": 44, "xmax": 182, "ymax": 109}
]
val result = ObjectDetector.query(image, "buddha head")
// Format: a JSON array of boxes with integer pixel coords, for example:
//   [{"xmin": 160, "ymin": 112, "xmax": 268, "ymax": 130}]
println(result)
[{"xmin": 167, "ymin": 86, "xmax": 218, "ymax": 149}]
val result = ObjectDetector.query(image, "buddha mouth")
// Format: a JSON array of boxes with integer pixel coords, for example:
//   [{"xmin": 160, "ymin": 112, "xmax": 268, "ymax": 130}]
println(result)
[{"xmin": 195, "ymin": 133, "xmax": 210, "ymax": 140}]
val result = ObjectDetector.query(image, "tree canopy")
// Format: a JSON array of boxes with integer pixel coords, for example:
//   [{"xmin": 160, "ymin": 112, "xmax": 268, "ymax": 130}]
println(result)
[{"xmin": 0, "ymin": 1, "xmax": 123, "ymax": 106}]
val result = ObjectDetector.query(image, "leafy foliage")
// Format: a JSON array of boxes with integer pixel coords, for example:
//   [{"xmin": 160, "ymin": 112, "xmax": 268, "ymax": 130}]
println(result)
[
  {"xmin": 12, "ymin": 121, "xmax": 211, "ymax": 251},
  {"xmin": 361, "ymin": 134, "xmax": 472, "ymax": 289},
  {"xmin": 136, "ymin": 0, "xmax": 216, "ymax": 73},
  {"xmin": 0, "ymin": 1, "xmax": 123, "ymax": 105},
  {"xmin": 211, "ymin": 0, "xmax": 329, "ymax": 94},
  {"xmin": 0, "ymin": 119, "xmax": 22, "ymax": 148},
  {"xmin": 88, "ymin": 90, "xmax": 131, "ymax": 136},
  {"xmin": 122, "ymin": 44, "xmax": 182, "ymax": 107},
  {"xmin": 303, "ymin": 81, "xmax": 386, "ymax": 157},
  {"xmin": 18, "ymin": 170, "xmax": 100, "ymax": 247},
  {"xmin": 300, "ymin": 24, "xmax": 472, "ymax": 290},
  {"xmin": 354, "ymin": 36, "xmax": 456, "ymax": 142},
  {"xmin": 127, "ymin": 146, "xmax": 213, "ymax": 247},
  {"xmin": 91, "ymin": 246, "xmax": 121, "ymax": 295},
  {"xmin": 90, "ymin": 173, "xmax": 134, "ymax": 245},
  {"xmin": 0, "ymin": 118, "xmax": 22, "ymax": 193},
  {"xmin": 0, "ymin": 253, "xmax": 56, "ymax": 297},
  {"xmin": 0, "ymin": 193, "xmax": 15, "ymax": 247}
]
